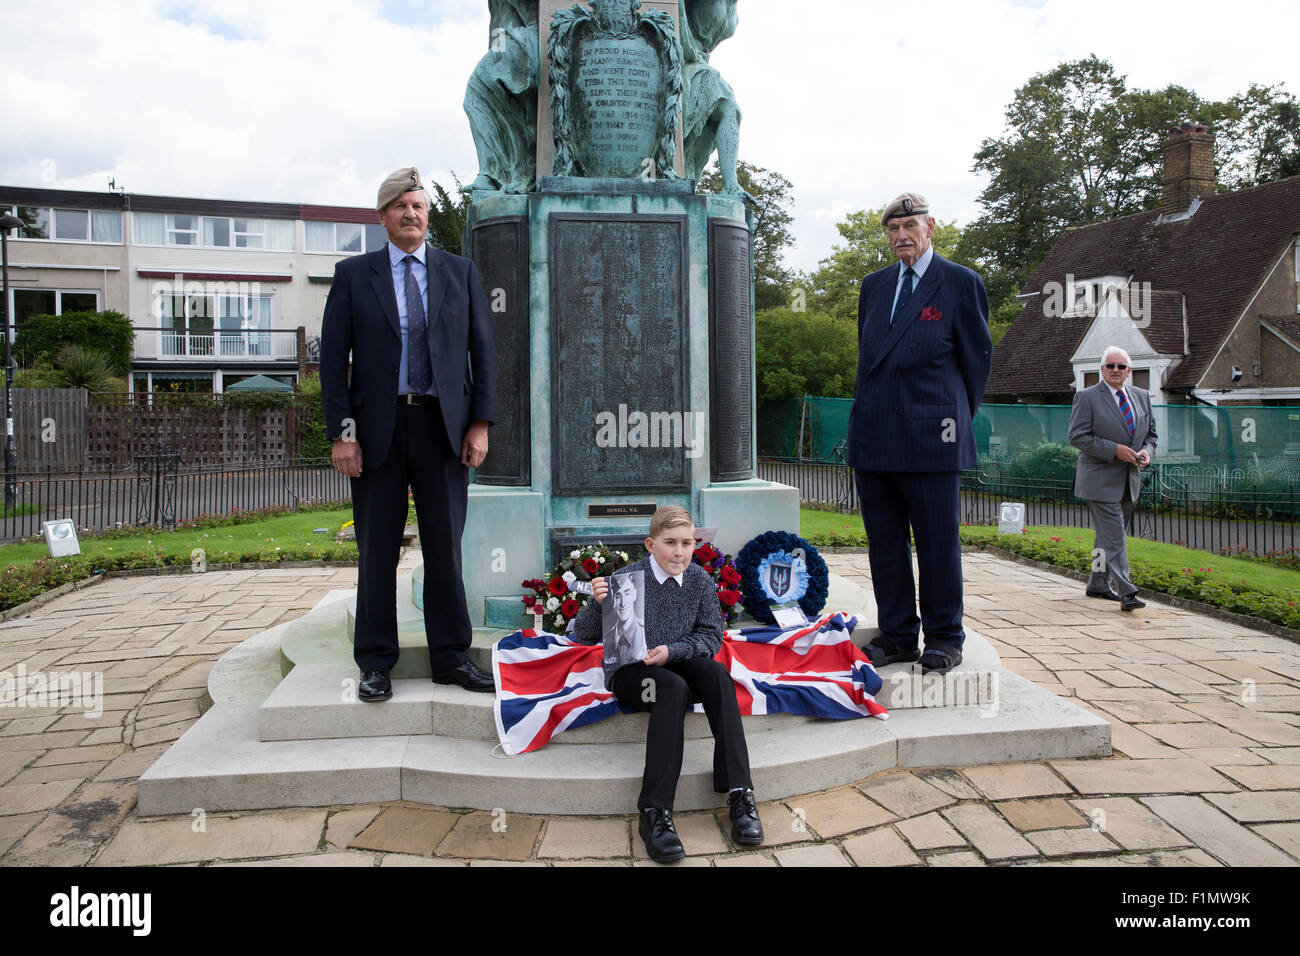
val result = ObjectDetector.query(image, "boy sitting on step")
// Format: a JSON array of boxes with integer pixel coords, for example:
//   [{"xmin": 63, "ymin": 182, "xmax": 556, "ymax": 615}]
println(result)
[{"xmin": 573, "ymin": 505, "xmax": 763, "ymax": 863}]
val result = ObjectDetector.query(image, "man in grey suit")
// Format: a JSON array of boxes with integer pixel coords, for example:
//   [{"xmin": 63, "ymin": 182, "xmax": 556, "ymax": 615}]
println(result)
[{"xmin": 1067, "ymin": 346, "xmax": 1157, "ymax": 612}]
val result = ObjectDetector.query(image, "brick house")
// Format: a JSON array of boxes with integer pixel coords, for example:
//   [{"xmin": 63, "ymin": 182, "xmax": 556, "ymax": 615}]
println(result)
[{"xmin": 987, "ymin": 123, "xmax": 1300, "ymax": 414}]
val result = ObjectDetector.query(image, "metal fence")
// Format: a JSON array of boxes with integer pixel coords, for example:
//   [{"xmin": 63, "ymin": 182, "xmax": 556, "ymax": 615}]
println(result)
[
  {"xmin": 1, "ymin": 448, "xmax": 349, "ymax": 543},
  {"xmin": 759, "ymin": 457, "xmax": 1300, "ymax": 558}
]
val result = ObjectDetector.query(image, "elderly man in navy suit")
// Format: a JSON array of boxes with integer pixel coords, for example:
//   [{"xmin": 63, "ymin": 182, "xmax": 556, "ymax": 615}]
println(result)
[
  {"xmin": 848, "ymin": 193, "xmax": 992, "ymax": 675},
  {"xmin": 321, "ymin": 167, "xmax": 498, "ymax": 702}
]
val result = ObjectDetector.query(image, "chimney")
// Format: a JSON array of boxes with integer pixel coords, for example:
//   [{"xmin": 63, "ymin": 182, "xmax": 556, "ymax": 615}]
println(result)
[{"xmin": 1162, "ymin": 122, "xmax": 1215, "ymax": 217}]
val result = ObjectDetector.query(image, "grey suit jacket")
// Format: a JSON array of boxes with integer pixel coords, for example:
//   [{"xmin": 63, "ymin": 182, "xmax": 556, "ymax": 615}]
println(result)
[{"xmin": 1068, "ymin": 382, "xmax": 1157, "ymax": 503}]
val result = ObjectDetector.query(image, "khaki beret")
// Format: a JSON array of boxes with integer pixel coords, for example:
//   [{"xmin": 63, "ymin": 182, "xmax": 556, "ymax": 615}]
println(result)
[
  {"xmin": 880, "ymin": 192, "xmax": 931, "ymax": 227},
  {"xmin": 376, "ymin": 167, "xmax": 429, "ymax": 212}
]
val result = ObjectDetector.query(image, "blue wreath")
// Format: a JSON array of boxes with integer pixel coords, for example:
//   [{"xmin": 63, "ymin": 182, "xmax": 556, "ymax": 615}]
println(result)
[{"xmin": 736, "ymin": 530, "xmax": 829, "ymax": 625}]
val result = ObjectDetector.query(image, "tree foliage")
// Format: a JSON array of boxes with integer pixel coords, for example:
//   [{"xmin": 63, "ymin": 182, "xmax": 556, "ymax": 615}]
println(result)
[
  {"xmin": 754, "ymin": 308, "xmax": 857, "ymax": 404},
  {"xmin": 427, "ymin": 173, "xmax": 471, "ymax": 254},
  {"xmin": 699, "ymin": 160, "xmax": 797, "ymax": 310},
  {"xmin": 13, "ymin": 310, "xmax": 134, "ymax": 375},
  {"xmin": 961, "ymin": 57, "xmax": 1300, "ymax": 317}
]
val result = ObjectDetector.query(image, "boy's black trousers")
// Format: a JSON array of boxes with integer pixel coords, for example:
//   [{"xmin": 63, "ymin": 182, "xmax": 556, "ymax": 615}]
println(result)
[{"xmin": 611, "ymin": 656, "xmax": 753, "ymax": 811}]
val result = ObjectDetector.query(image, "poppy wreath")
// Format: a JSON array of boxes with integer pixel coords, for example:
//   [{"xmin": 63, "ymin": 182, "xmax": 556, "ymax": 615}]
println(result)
[
  {"xmin": 691, "ymin": 540, "xmax": 745, "ymax": 628},
  {"xmin": 520, "ymin": 542, "xmax": 632, "ymax": 634},
  {"xmin": 735, "ymin": 530, "xmax": 829, "ymax": 625}
]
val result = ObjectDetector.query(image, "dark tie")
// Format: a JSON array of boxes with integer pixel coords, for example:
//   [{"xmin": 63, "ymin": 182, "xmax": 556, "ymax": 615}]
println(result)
[
  {"xmin": 891, "ymin": 267, "xmax": 915, "ymax": 327},
  {"xmin": 404, "ymin": 254, "xmax": 432, "ymax": 394},
  {"xmin": 1116, "ymin": 389, "xmax": 1135, "ymax": 436}
]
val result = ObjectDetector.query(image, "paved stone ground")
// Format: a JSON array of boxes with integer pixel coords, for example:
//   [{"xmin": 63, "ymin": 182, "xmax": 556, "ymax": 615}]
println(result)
[{"xmin": 2, "ymin": 549, "xmax": 1299, "ymax": 867}]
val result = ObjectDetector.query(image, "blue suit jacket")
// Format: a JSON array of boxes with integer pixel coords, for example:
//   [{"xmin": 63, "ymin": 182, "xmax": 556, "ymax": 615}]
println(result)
[
  {"xmin": 319, "ymin": 244, "xmax": 497, "ymax": 466},
  {"xmin": 847, "ymin": 253, "xmax": 992, "ymax": 472}
]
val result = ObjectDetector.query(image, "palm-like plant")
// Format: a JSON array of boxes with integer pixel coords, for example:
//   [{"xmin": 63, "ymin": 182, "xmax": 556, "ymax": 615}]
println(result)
[{"xmin": 54, "ymin": 344, "xmax": 116, "ymax": 391}]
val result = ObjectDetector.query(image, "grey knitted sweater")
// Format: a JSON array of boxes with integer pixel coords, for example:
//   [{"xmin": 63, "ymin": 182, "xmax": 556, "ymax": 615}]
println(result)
[{"xmin": 573, "ymin": 557, "xmax": 724, "ymax": 685}]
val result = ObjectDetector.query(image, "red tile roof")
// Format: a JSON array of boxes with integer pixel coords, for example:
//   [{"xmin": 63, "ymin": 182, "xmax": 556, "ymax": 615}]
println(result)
[{"xmin": 986, "ymin": 174, "xmax": 1300, "ymax": 398}]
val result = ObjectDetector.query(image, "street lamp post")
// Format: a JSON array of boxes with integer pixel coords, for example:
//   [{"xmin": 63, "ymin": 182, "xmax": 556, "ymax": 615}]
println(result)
[{"xmin": 1, "ymin": 212, "xmax": 23, "ymax": 515}]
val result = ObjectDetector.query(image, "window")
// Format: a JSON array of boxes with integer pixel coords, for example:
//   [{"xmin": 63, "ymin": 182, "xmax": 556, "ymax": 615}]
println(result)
[
  {"xmin": 9, "ymin": 289, "xmax": 99, "ymax": 326},
  {"xmin": 305, "ymin": 220, "xmax": 386, "ymax": 253},
  {"xmin": 153, "ymin": 290, "xmax": 273, "ymax": 357},
  {"xmin": 4, "ymin": 206, "xmax": 120, "ymax": 242},
  {"xmin": 168, "ymin": 215, "xmax": 198, "ymax": 245},
  {"xmin": 134, "ymin": 212, "xmax": 294, "ymax": 249}
]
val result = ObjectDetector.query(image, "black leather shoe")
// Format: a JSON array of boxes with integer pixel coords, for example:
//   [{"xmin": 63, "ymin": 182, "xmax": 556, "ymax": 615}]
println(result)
[
  {"xmin": 358, "ymin": 670, "xmax": 392, "ymax": 702},
  {"xmin": 863, "ymin": 638, "xmax": 921, "ymax": 668},
  {"xmin": 919, "ymin": 646, "xmax": 963, "ymax": 675},
  {"xmin": 639, "ymin": 808, "xmax": 685, "ymax": 863},
  {"xmin": 432, "ymin": 659, "xmax": 495, "ymax": 693},
  {"xmin": 1120, "ymin": 594, "xmax": 1146, "ymax": 612},
  {"xmin": 1086, "ymin": 588, "xmax": 1122, "ymax": 601},
  {"xmin": 727, "ymin": 788, "xmax": 764, "ymax": 846}
]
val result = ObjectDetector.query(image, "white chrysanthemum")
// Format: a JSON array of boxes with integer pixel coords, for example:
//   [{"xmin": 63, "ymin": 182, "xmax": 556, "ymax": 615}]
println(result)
[
  {"xmin": 570, "ymin": 550, "xmax": 581, "ymax": 560},
  {"xmin": 562, "ymin": 570, "xmax": 576, "ymax": 584},
  {"xmin": 546, "ymin": 596, "xmax": 560, "ymax": 612}
]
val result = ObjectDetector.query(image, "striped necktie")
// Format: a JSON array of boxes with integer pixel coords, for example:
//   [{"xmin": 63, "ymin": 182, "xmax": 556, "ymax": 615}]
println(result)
[{"xmin": 1116, "ymin": 389, "xmax": 1135, "ymax": 436}]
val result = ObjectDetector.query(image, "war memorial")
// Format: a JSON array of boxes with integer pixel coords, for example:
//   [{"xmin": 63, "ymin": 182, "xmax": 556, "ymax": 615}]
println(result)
[{"xmin": 135, "ymin": 0, "xmax": 1109, "ymax": 817}]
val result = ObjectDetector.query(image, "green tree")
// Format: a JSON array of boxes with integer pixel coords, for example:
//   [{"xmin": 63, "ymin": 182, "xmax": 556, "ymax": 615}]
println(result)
[
  {"xmin": 698, "ymin": 160, "xmax": 797, "ymax": 310},
  {"xmin": 754, "ymin": 308, "xmax": 858, "ymax": 405},
  {"xmin": 426, "ymin": 174, "xmax": 471, "ymax": 254},
  {"xmin": 1218, "ymin": 83, "xmax": 1300, "ymax": 189},
  {"xmin": 962, "ymin": 56, "xmax": 1297, "ymax": 318},
  {"xmin": 806, "ymin": 209, "xmax": 970, "ymax": 320}
]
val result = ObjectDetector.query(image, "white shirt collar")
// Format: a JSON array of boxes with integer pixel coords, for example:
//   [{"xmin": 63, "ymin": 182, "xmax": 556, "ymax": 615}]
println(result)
[
  {"xmin": 648, "ymin": 553, "xmax": 684, "ymax": 586},
  {"xmin": 388, "ymin": 241, "xmax": 426, "ymax": 268},
  {"xmin": 901, "ymin": 244, "xmax": 935, "ymax": 282}
]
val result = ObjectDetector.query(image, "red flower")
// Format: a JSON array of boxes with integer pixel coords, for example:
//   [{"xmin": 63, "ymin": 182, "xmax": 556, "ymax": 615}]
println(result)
[
  {"xmin": 548, "ymin": 576, "xmax": 567, "ymax": 596},
  {"xmin": 721, "ymin": 565, "xmax": 741, "ymax": 586},
  {"xmin": 920, "ymin": 307, "xmax": 942, "ymax": 321},
  {"xmin": 582, "ymin": 557, "xmax": 600, "ymax": 574},
  {"xmin": 719, "ymin": 589, "xmax": 740, "ymax": 607},
  {"xmin": 561, "ymin": 599, "xmax": 579, "ymax": 619}
]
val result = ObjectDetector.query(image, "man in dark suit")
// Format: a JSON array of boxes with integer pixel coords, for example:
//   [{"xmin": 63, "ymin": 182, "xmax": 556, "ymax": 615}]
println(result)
[
  {"xmin": 320, "ymin": 167, "xmax": 498, "ymax": 701},
  {"xmin": 1067, "ymin": 347, "xmax": 1156, "ymax": 612},
  {"xmin": 848, "ymin": 193, "xmax": 992, "ymax": 675}
]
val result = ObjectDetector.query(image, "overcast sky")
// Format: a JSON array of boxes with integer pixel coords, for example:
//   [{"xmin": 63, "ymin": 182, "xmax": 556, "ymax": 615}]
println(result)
[{"xmin": 2, "ymin": 0, "xmax": 1296, "ymax": 272}]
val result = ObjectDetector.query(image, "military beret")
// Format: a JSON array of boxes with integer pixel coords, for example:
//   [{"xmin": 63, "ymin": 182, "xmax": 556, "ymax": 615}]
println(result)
[
  {"xmin": 880, "ymin": 192, "xmax": 931, "ymax": 227},
  {"xmin": 376, "ymin": 167, "xmax": 429, "ymax": 212}
]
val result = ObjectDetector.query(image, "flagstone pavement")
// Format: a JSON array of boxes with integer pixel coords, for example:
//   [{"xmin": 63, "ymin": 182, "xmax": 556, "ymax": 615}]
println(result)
[{"xmin": 2, "ymin": 548, "xmax": 1299, "ymax": 867}]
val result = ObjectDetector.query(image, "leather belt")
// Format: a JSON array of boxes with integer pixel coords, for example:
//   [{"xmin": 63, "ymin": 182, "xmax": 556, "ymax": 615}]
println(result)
[{"xmin": 399, "ymin": 393, "xmax": 437, "ymax": 406}]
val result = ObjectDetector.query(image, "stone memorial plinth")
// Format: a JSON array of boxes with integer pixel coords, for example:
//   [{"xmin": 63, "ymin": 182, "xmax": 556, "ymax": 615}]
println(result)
[{"xmin": 455, "ymin": 0, "xmax": 794, "ymax": 630}]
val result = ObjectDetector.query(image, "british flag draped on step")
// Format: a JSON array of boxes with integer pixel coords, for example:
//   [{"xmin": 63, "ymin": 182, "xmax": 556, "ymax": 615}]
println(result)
[{"xmin": 491, "ymin": 613, "xmax": 888, "ymax": 756}]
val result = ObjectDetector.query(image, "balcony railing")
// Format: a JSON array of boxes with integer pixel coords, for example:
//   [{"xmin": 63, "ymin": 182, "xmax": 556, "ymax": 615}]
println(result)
[{"xmin": 134, "ymin": 327, "xmax": 300, "ymax": 361}]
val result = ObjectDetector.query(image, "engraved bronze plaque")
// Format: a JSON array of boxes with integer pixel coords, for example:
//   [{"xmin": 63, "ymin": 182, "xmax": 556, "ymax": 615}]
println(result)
[{"xmin": 550, "ymin": 213, "xmax": 689, "ymax": 495}]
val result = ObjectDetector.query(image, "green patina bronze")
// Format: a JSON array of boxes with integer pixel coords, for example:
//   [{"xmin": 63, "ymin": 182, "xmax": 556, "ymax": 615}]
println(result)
[{"xmin": 462, "ymin": 0, "xmax": 745, "ymax": 196}]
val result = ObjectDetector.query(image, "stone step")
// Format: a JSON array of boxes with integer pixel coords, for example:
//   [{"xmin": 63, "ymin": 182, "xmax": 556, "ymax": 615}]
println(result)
[
  {"xmin": 142, "ymin": 659, "xmax": 1107, "ymax": 816},
  {"xmin": 259, "ymin": 657, "xmax": 1002, "ymax": 743},
  {"xmin": 138, "ymin": 571, "xmax": 1112, "ymax": 816}
]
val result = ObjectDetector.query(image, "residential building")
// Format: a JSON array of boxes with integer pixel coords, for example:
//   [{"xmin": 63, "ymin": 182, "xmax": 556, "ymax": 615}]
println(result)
[
  {"xmin": 987, "ymin": 122, "xmax": 1300, "ymax": 411},
  {"xmin": 0, "ymin": 184, "xmax": 383, "ymax": 393}
]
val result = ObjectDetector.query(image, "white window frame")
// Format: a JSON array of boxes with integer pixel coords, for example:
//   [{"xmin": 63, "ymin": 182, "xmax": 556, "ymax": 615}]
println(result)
[
  {"xmin": 167, "ymin": 214, "xmax": 199, "ymax": 246},
  {"xmin": 305, "ymin": 221, "xmax": 370, "ymax": 254},
  {"xmin": 4, "ymin": 205, "xmax": 121, "ymax": 244}
]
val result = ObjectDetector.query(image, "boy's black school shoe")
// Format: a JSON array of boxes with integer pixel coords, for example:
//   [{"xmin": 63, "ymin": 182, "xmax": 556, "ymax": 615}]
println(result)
[
  {"xmin": 639, "ymin": 808, "xmax": 686, "ymax": 863},
  {"xmin": 728, "ymin": 788, "xmax": 764, "ymax": 845}
]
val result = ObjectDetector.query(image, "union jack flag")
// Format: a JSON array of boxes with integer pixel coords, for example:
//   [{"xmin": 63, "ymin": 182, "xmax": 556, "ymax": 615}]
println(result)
[{"xmin": 491, "ymin": 613, "xmax": 887, "ymax": 756}]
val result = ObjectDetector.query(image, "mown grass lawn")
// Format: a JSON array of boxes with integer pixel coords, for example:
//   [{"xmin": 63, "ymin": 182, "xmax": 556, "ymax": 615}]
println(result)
[
  {"xmin": 0, "ymin": 507, "xmax": 358, "ymax": 567},
  {"xmin": 799, "ymin": 508, "xmax": 1300, "ymax": 603}
]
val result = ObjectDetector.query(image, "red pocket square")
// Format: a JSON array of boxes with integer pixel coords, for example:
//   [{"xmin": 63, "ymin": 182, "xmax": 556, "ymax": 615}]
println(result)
[{"xmin": 920, "ymin": 307, "xmax": 942, "ymax": 321}]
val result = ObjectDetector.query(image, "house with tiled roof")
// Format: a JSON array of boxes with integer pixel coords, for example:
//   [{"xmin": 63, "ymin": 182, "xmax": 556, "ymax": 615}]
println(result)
[{"xmin": 987, "ymin": 123, "xmax": 1300, "ymax": 415}]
